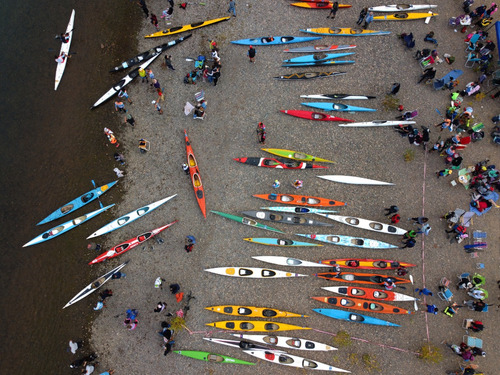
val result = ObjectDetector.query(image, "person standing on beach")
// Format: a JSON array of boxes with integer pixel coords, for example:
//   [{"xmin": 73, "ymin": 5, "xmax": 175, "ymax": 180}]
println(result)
[
  {"xmin": 124, "ymin": 113, "xmax": 136, "ymax": 127},
  {"xmin": 138, "ymin": 0, "xmax": 149, "ymax": 19},
  {"xmin": 228, "ymin": 0, "xmax": 236, "ymax": 17},
  {"xmin": 164, "ymin": 55, "xmax": 175, "ymax": 70},
  {"xmin": 161, "ymin": 7, "xmax": 174, "ymax": 25},
  {"xmin": 247, "ymin": 45, "xmax": 256, "ymax": 63},
  {"xmin": 212, "ymin": 66, "xmax": 220, "ymax": 86},
  {"xmin": 357, "ymin": 7, "xmax": 368, "ymax": 25},
  {"xmin": 139, "ymin": 67, "xmax": 148, "ymax": 83},
  {"xmin": 118, "ymin": 89, "xmax": 132, "ymax": 104},
  {"xmin": 363, "ymin": 11, "xmax": 374, "ymax": 29},
  {"xmin": 114, "ymin": 101, "xmax": 126, "ymax": 113},
  {"xmin": 182, "ymin": 163, "xmax": 189, "ymax": 175},
  {"xmin": 152, "ymin": 100, "xmax": 163, "ymax": 115},
  {"xmin": 384, "ymin": 205, "xmax": 399, "ymax": 216},
  {"xmin": 150, "ymin": 13, "xmax": 159, "ymax": 30},
  {"xmin": 327, "ymin": 2, "xmax": 339, "ymax": 19}
]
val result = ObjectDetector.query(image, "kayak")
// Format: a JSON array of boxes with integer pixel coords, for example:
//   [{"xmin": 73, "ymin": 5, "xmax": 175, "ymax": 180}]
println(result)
[
  {"xmin": 174, "ymin": 350, "xmax": 254, "ymax": 365},
  {"xmin": 205, "ymin": 305, "xmax": 308, "ymax": 318},
  {"xmin": 37, "ymin": 180, "xmax": 117, "ymax": 225},
  {"xmin": 317, "ymin": 175, "xmax": 394, "ymax": 185},
  {"xmin": 316, "ymin": 213, "xmax": 407, "ymax": 235},
  {"xmin": 319, "ymin": 258, "xmax": 416, "ymax": 270},
  {"xmin": 110, "ymin": 34, "xmax": 191, "ymax": 72},
  {"xmin": 87, "ymin": 194, "xmax": 177, "ymax": 239},
  {"xmin": 315, "ymin": 271, "xmax": 410, "ymax": 285},
  {"xmin": 211, "ymin": 210, "xmax": 284, "ymax": 233},
  {"xmin": 252, "ymin": 256, "xmax": 331, "ymax": 268},
  {"xmin": 242, "ymin": 350, "xmax": 350, "ymax": 373},
  {"xmin": 63, "ymin": 261, "xmax": 128, "ymax": 308},
  {"xmin": 338, "ymin": 120, "xmax": 416, "ymax": 127},
  {"xmin": 233, "ymin": 333, "xmax": 337, "ymax": 351},
  {"xmin": 231, "ymin": 36, "xmax": 321, "ymax": 46},
  {"xmin": 300, "ymin": 28, "xmax": 391, "ymax": 36},
  {"xmin": 253, "ymin": 193, "xmax": 346, "ymax": 207},
  {"xmin": 313, "ymin": 308, "xmax": 401, "ymax": 327},
  {"xmin": 322, "ymin": 286, "xmax": 417, "ymax": 302},
  {"xmin": 262, "ymin": 148, "xmax": 334, "ymax": 163},
  {"xmin": 369, "ymin": 4, "xmax": 438, "ymax": 12},
  {"xmin": 241, "ymin": 211, "xmax": 333, "ymax": 226},
  {"xmin": 91, "ymin": 53, "xmax": 160, "ymax": 109},
  {"xmin": 243, "ymin": 237, "xmax": 322, "ymax": 247},
  {"xmin": 274, "ymin": 71, "xmax": 346, "ymax": 80},
  {"xmin": 283, "ymin": 52, "xmax": 355, "ymax": 64},
  {"xmin": 24, "ymin": 204, "xmax": 114, "ymax": 247},
  {"xmin": 203, "ymin": 337, "xmax": 275, "ymax": 352},
  {"xmin": 311, "ymin": 296, "xmax": 413, "ymax": 315},
  {"xmin": 206, "ymin": 320, "xmax": 311, "ymax": 332},
  {"xmin": 301, "ymin": 102, "xmax": 376, "ymax": 112},
  {"xmin": 300, "ymin": 94, "xmax": 375, "ymax": 100},
  {"xmin": 54, "ymin": 9, "xmax": 75, "ymax": 90},
  {"xmin": 283, "ymin": 60, "xmax": 355, "ymax": 67},
  {"xmin": 145, "ymin": 16, "xmax": 230, "ymax": 38},
  {"xmin": 88, "ymin": 221, "xmax": 177, "ymax": 264},
  {"xmin": 291, "ymin": 2, "xmax": 351, "ymax": 9},
  {"xmin": 280, "ymin": 109, "xmax": 354, "ymax": 122},
  {"xmin": 205, "ymin": 267, "xmax": 308, "ymax": 278},
  {"xmin": 261, "ymin": 206, "xmax": 338, "ymax": 215},
  {"xmin": 296, "ymin": 234, "xmax": 397, "ymax": 249},
  {"xmin": 234, "ymin": 157, "xmax": 327, "ymax": 169},
  {"xmin": 373, "ymin": 12, "xmax": 438, "ymax": 21},
  {"xmin": 284, "ymin": 44, "xmax": 356, "ymax": 53},
  {"xmin": 184, "ymin": 130, "xmax": 206, "ymax": 218}
]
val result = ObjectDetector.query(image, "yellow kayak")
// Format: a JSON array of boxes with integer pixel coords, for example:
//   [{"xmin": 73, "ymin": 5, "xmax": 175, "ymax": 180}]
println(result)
[
  {"xmin": 373, "ymin": 12, "xmax": 438, "ymax": 21},
  {"xmin": 205, "ymin": 305, "xmax": 308, "ymax": 318},
  {"xmin": 301, "ymin": 28, "xmax": 391, "ymax": 36},
  {"xmin": 262, "ymin": 148, "xmax": 334, "ymax": 163},
  {"xmin": 206, "ymin": 320, "xmax": 311, "ymax": 332},
  {"xmin": 145, "ymin": 16, "xmax": 230, "ymax": 38}
]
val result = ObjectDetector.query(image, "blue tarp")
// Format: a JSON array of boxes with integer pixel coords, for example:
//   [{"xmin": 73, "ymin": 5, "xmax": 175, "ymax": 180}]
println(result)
[
  {"xmin": 469, "ymin": 191, "xmax": 499, "ymax": 216},
  {"xmin": 496, "ymin": 21, "xmax": 500, "ymax": 61}
]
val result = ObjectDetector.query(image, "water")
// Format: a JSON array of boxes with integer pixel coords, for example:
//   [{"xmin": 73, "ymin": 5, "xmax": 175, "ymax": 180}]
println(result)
[{"xmin": 0, "ymin": 0, "xmax": 139, "ymax": 372}]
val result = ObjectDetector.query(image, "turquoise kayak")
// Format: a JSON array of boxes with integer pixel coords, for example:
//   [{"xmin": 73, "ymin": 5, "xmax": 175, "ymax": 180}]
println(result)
[
  {"xmin": 283, "ymin": 52, "xmax": 355, "ymax": 64},
  {"xmin": 37, "ymin": 180, "xmax": 117, "ymax": 225},
  {"xmin": 244, "ymin": 237, "xmax": 322, "ymax": 246},
  {"xmin": 283, "ymin": 60, "xmax": 355, "ymax": 67},
  {"xmin": 301, "ymin": 102, "xmax": 376, "ymax": 112},
  {"xmin": 313, "ymin": 308, "xmax": 400, "ymax": 327},
  {"xmin": 231, "ymin": 36, "xmax": 321, "ymax": 46},
  {"xmin": 295, "ymin": 234, "xmax": 397, "ymax": 249}
]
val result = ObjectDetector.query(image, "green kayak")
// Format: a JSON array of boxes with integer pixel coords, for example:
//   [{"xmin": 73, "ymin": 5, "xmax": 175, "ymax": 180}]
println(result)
[
  {"xmin": 174, "ymin": 350, "xmax": 255, "ymax": 365},
  {"xmin": 211, "ymin": 210, "xmax": 284, "ymax": 233}
]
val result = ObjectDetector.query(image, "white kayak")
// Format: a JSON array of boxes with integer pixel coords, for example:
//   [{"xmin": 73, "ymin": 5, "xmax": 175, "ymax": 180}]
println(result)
[
  {"xmin": 234, "ymin": 334, "xmax": 337, "ymax": 351},
  {"xmin": 316, "ymin": 214, "xmax": 407, "ymax": 236},
  {"xmin": 317, "ymin": 175, "xmax": 394, "ymax": 186},
  {"xmin": 252, "ymin": 256, "xmax": 332, "ymax": 268},
  {"xmin": 338, "ymin": 120, "xmax": 416, "ymax": 127},
  {"xmin": 242, "ymin": 350, "xmax": 350, "ymax": 373},
  {"xmin": 283, "ymin": 44, "xmax": 356, "ymax": 53},
  {"xmin": 261, "ymin": 206, "xmax": 337, "ymax": 215},
  {"xmin": 205, "ymin": 267, "xmax": 308, "ymax": 279},
  {"xmin": 322, "ymin": 286, "xmax": 417, "ymax": 302},
  {"xmin": 63, "ymin": 261, "xmax": 129, "ymax": 308},
  {"xmin": 203, "ymin": 337, "xmax": 280, "ymax": 352},
  {"xmin": 87, "ymin": 194, "xmax": 177, "ymax": 238},
  {"xmin": 369, "ymin": 4, "xmax": 437, "ymax": 12},
  {"xmin": 54, "ymin": 9, "xmax": 75, "ymax": 90},
  {"xmin": 295, "ymin": 234, "xmax": 397, "ymax": 249}
]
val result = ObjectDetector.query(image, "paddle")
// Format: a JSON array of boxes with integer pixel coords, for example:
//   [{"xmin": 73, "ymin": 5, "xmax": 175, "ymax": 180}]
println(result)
[
  {"xmin": 91, "ymin": 180, "xmax": 104, "ymax": 208},
  {"xmin": 185, "ymin": 57, "xmax": 213, "ymax": 62},
  {"xmin": 48, "ymin": 48, "xmax": 77, "ymax": 56},
  {"xmin": 409, "ymin": 275, "xmax": 418, "ymax": 311}
]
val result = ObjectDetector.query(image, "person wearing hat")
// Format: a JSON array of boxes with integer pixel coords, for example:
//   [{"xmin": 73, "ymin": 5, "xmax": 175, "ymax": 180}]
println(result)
[
  {"xmin": 293, "ymin": 180, "xmax": 303, "ymax": 189},
  {"xmin": 383, "ymin": 278, "xmax": 396, "ymax": 291},
  {"xmin": 247, "ymin": 45, "xmax": 256, "ymax": 63},
  {"xmin": 152, "ymin": 100, "xmax": 163, "ymax": 114},
  {"xmin": 272, "ymin": 180, "xmax": 280, "ymax": 188}
]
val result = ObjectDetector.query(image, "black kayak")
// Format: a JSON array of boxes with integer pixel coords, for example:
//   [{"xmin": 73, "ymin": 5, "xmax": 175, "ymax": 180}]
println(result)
[{"xmin": 274, "ymin": 72, "xmax": 346, "ymax": 80}]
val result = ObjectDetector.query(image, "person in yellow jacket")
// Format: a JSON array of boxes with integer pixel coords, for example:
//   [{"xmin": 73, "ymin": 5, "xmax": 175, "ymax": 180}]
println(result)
[{"xmin": 138, "ymin": 67, "xmax": 148, "ymax": 83}]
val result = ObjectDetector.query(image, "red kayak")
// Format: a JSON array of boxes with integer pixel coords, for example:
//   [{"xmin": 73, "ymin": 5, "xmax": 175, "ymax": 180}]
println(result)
[
  {"xmin": 319, "ymin": 258, "xmax": 416, "ymax": 270},
  {"xmin": 311, "ymin": 296, "xmax": 414, "ymax": 315},
  {"xmin": 89, "ymin": 221, "xmax": 178, "ymax": 264},
  {"xmin": 234, "ymin": 157, "xmax": 327, "ymax": 169},
  {"xmin": 184, "ymin": 130, "xmax": 207, "ymax": 218},
  {"xmin": 315, "ymin": 272, "xmax": 410, "ymax": 285},
  {"xmin": 322, "ymin": 286, "xmax": 417, "ymax": 302},
  {"xmin": 280, "ymin": 110, "xmax": 354, "ymax": 122}
]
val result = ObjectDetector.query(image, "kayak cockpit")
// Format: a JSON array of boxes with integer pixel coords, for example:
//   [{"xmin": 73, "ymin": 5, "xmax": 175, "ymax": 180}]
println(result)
[
  {"xmin": 61, "ymin": 204, "xmax": 74, "ymax": 213},
  {"xmin": 262, "ymin": 270, "xmax": 277, "ymax": 277},
  {"xmin": 237, "ymin": 307, "xmax": 252, "ymax": 315},
  {"xmin": 286, "ymin": 258, "xmax": 302, "ymax": 266},
  {"xmin": 238, "ymin": 268, "xmax": 254, "ymax": 276},
  {"xmin": 207, "ymin": 354, "xmax": 224, "ymax": 362},
  {"xmin": 327, "ymin": 236, "xmax": 340, "ymax": 243},
  {"xmin": 278, "ymin": 239, "xmax": 293, "ymax": 245},
  {"xmin": 279, "ymin": 355, "xmax": 294, "ymax": 364},
  {"xmin": 286, "ymin": 338, "xmax": 302, "ymax": 348},
  {"xmin": 137, "ymin": 207, "xmax": 150, "ymax": 216}
]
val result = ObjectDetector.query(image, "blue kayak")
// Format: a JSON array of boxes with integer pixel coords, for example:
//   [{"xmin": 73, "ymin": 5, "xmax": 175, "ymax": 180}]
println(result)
[
  {"xmin": 301, "ymin": 102, "xmax": 376, "ymax": 112},
  {"xmin": 313, "ymin": 308, "xmax": 400, "ymax": 327},
  {"xmin": 243, "ymin": 237, "xmax": 322, "ymax": 247},
  {"xmin": 283, "ymin": 60, "xmax": 355, "ymax": 67},
  {"xmin": 231, "ymin": 36, "xmax": 321, "ymax": 46},
  {"xmin": 37, "ymin": 180, "xmax": 118, "ymax": 225},
  {"xmin": 283, "ymin": 52, "xmax": 355, "ymax": 64}
]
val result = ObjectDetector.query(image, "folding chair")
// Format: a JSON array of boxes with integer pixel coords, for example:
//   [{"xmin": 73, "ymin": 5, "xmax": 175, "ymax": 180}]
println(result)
[
  {"xmin": 420, "ymin": 55, "xmax": 435, "ymax": 69},
  {"xmin": 194, "ymin": 90, "xmax": 205, "ymax": 102},
  {"xmin": 463, "ymin": 335, "xmax": 483, "ymax": 348},
  {"xmin": 465, "ymin": 34, "xmax": 480, "ymax": 52},
  {"xmin": 473, "ymin": 231, "xmax": 487, "ymax": 240},
  {"xmin": 463, "ymin": 319, "xmax": 473, "ymax": 332},
  {"xmin": 465, "ymin": 52, "xmax": 481, "ymax": 68},
  {"xmin": 440, "ymin": 277, "xmax": 451, "ymax": 288},
  {"xmin": 438, "ymin": 287, "xmax": 453, "ymax": 301}
]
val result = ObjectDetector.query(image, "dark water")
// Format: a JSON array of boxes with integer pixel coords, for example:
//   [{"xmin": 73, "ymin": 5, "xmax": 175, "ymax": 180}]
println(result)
[{"xmin": 0, "ymin": 0, "xmax": 139, "ymax": 372}]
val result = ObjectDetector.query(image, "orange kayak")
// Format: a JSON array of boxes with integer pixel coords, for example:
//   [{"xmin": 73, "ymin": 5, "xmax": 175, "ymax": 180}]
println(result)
[
  {"xmin": 319, "ymin": 258, "xmax": 416, "ymax": 270},
  {"xmin": 315, "ymin": 272, "xmax": 410, "ymax": 285},
  {"xmin": 311, "ymin": 296, "xmax": 413, "ymax": 315},
  {"xmin": 253, "ymin": 193, "xmax": 345, "ymax": 207},
  {"xmin": 184, "ymin": 130, "xmax": 206, "ymax": 218}
]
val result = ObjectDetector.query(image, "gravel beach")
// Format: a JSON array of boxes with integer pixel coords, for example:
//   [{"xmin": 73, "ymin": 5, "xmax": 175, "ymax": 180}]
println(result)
[{"xmin": 89, "ymin": 1, "xmax": 499, "ymax": 374}]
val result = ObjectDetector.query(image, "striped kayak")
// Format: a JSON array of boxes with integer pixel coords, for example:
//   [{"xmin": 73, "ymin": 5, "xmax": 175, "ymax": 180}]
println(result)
[
  {"xmin": 205, "ymin": 267, "xmax": 307, "ymax": 278},
  {"xmin": 242, "ymin": 211, "xmax": 333, "ymax": 227},
  {"xmin": 87, "ymin": 194, "xmax": 177, "ymax": 239},
  {"xmin": 261, "ymin": 206, "xmax": 337, "ymax": 215},
  {"xmin": 300, "ymin": 94, "xmax": 375, "ymax": 100},
  {"xmin": 64, "ymin": 261, "xmax": 128, "ymax": 308},
  {"xmin": 145, "ymin": 16, "xmax": 230, "ymax": 38},
  {"xmin": 243, "ymin": 237, "xmax": 322, "ymax": 247},
  {"xmin": 291, "ymin": 2, "xmax": 351, "ymax": 9},
  {"xmin": 233, "ymin": 334, "xmax": 337, "ymax": 351},
  {"xmin": 274, "ymin": 71, "xmax": 346, "ymax": 80},
  {"xmin": 203, "ymin": 337, "xmax": 275, "ymax": 352},
  {"xmin": 174, "ymin": 350, "xmax": 254, "ymax": 365},
  {"xmin": 205, "ymin": 305, "xmax": 308, "ymax": 318},
  {"xmin": 317, "ymin": 175, "xmax": 394, "ymax": 185},
  {"xmin": 322, "ymin": 286, "xmax": 417, "ymax": 302},
  {"xmin": 296, "ymin": 234, "xmax": 397, "ymax": 249},
  {"xmin": 231, "ymin": 36, "xmax": 321, "ymax": 46},
  {"xmin": 313, "ymin": 308, "xmax": 400, "ymax": 327},
  {"xmin": 369, "ymin": 4, "xmax": 438, "ymax": 12},
  {"xmin": 184, "ymin": 130, "xmax": 206, "ymax": 218},
  {"xmin": 319, "ymin": 258, "xmax": 416, "ymax": 270},
  {"xmin": 24, "ymin": 205, "xmax": 114, "ymax": 247},
  {"xmin": 338, "ymin": 120, "xmax": 416, "ymax": 127},
  {"xmin": 283, "ymin": 60, "xmax": 355, "ymax": 67},
  {"xmin": 262, "ymin": 148, "xmax": 334, "ymax": 163},
  {"xmin": 207, "ymin": 320, "xmax": 311, "ymax": 332},
  {"xmin": 252, "ymin": 256, "xmax": 331, "ymax": 268},
  {"xmin": 316, "ymin": 214, "xmax": 406, "ymax": 235},
  {"xmin": 284, "ymin": 44, "xmax": 356, "ymax": 53},
  {"xmin": 281, "ymin": 109, "xmax": 353, "ymax": 122},
  {"xmin": 373, "ymin": 12, "xmax": 438, "ymax": 21},
  {"xmin": 234, "ymin": 157, "xmax": 327, "ymax": 169},
  {"xmin": 54, "ymin": 9, "xmax": 75, "ymax": 90},
  {"xmin": 211, "ymin": 210, "xmax": 284, "ymax": 233},
  {"xmin": 37, "ymin": 180, "xmax": 117, "ymax": 225},
  {"xmin": 283, "ymin": 52, "xmax": 355, "ymax": 64},
  {"xmin": 88, "ymin": 221, "xmax": 177, "ymax": 264},
  {"xmin": 311, "ymin": 296, "xmax": 413, "ymax": 315},
  {"xmin": 315, "ymin": 272, "xmax": 410, "ymax": 285},
  {"xmin": 253, "ymin": 193, "xmax": 346, "ymax": 207},
  {"xmin": 302, "ymin": 102, "xmax": 376, "ymax": 112},
  {"xmin": 301, "ymin": 28, "xmax": 391, "ymax": 36}
]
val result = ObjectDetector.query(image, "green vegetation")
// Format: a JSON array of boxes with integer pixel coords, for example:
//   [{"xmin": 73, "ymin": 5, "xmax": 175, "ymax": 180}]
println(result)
[
  {"xmin": 404, "ymin": 148, "xmax": 415, "ymax": 162},
  {"xmin": 382, "ymin": 94, "xmax": 400, "ymax": 111},
  {"xmin": 417, "ymin": 344, "xmax": 443, "ymax": 363},
  {"xmin": 362, "ymin": 353, "xmax": 381, "ymax": 372},
  {"xmin": 333, "ymin": 330, "xmax": 352, "ymax": 347},
  {"xmin": 169, "ymin": 316, "xmax": 186, "ymax": 332}
]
